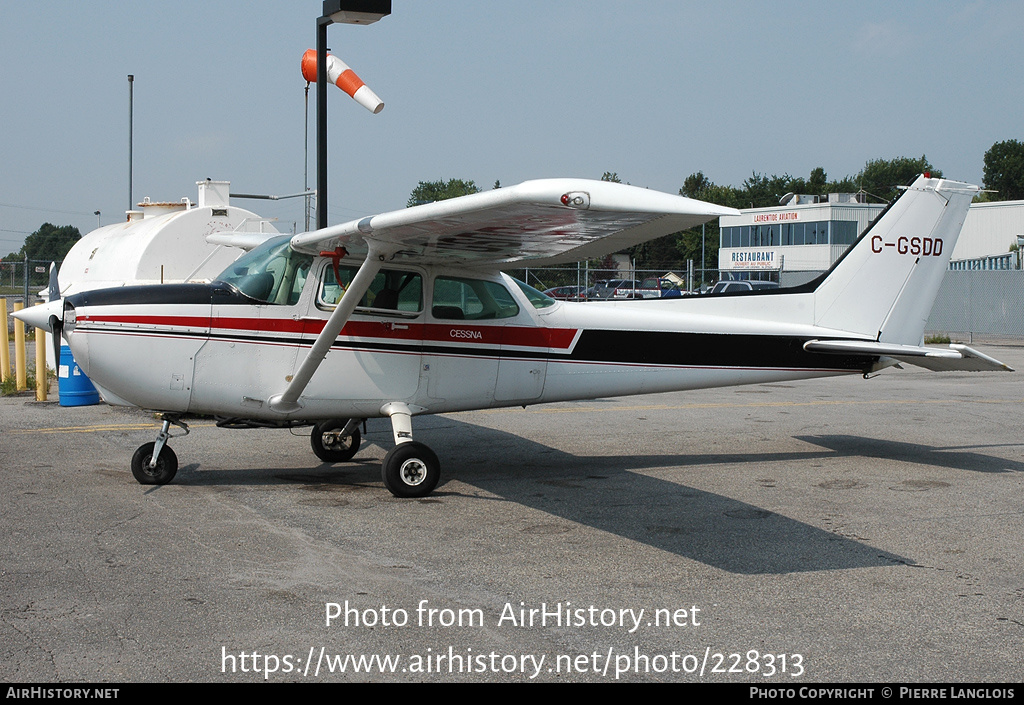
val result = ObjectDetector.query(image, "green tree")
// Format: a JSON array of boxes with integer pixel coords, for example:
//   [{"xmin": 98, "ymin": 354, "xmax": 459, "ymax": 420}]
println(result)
[
  {"xmin": 983, "ymin": 139, "xmax": 1024, "ymax": 201},
  {"xmin": 601, "ymin": 172, "xmax": 621, "ymax": 183},
  {"xmin": 808, "ymin": 167, "xmax": 827, "ymax": 194},
  {"xmin": 680, "ymin": 171, "xmax": 711, "ymax": 199},
  {"xmin": 406, "ymin": 179, "xmax": 480, "ymax": 207},
  {"xmin": 854, "ymin": 155, "xmax": 940, "ymax": 203},
  {"xmin": 2, "ymin": 223, "xmax": 81, "ymax": 262},
  {"xmin": 742, "ymin": 172, "xmax": 806, "ymax": 208},
  {"xmin": 676, "ymin": 175, "xmax": 748, "ymax": 278}
]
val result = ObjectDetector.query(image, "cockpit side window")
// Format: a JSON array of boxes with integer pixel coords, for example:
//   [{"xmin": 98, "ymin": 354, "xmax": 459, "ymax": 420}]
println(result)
[
  {"xmin": 432, "ymin": 276, "xmax": 520, "ymax": 320},
  {"xmin": 317, "ymin": 264, "xmax": 423, "ymax": 316},
  {"xmin": 216, "ymin": 236, "xmax": 313, "ymax": 305}
]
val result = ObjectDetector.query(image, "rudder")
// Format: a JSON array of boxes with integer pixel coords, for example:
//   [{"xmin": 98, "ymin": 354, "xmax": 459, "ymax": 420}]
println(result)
[{"xmin": 812, "ymin": 175, "xmax": 977, "ymax": 345}]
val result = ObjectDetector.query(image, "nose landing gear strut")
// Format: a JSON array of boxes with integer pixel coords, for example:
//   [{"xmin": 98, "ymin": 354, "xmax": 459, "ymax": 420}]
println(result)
[{"xmin": 131, "ymin": 415, "xmax": 189, "ymax": 485}]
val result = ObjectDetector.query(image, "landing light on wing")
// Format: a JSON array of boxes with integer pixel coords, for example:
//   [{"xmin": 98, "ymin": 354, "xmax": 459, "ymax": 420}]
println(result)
[{"xmin": 560, "ymin": 192, "xmax": 590, "ymax": 208}]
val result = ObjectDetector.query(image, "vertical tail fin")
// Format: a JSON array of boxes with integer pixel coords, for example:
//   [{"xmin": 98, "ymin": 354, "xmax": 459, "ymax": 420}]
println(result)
[{"xmin": 812, "ymin": 175, "xmax": 978, "ymax": 344}]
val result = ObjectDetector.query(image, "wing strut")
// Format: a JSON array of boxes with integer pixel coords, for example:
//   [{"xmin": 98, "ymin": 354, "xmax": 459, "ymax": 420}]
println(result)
[{"xmin": 268, "ymin": 242, "xmax": 387, "ymax": 413}]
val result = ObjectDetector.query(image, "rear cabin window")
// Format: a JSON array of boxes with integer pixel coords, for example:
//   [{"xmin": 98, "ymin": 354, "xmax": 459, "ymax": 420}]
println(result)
[
  {"xmin": 432, "ymin": 277, "xmax": 520, "ymax": 320},
  {"xmin": 317, "ymin": 265, "xmax": 423, "ymax": 315}
]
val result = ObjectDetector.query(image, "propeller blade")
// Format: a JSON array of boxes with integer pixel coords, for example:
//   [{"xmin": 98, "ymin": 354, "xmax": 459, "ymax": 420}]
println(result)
[{"xmin": 49, "ymin": 314, "xmax": 62, "ymax": 369}]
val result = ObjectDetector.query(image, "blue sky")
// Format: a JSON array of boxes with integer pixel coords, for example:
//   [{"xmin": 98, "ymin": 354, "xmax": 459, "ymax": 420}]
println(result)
[{"xmin": 1, "ymin": 1, "xmax": 1021, "ymax": 253}]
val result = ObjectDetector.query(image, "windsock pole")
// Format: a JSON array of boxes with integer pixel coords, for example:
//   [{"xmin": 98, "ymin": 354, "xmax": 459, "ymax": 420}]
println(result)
[
  {"xmin": 307, "ymin": 35, "xmax": 385, "ymax": 229},
  {"xmin": 316, "ymin": 24, "xmax": 328, "ymax": 230}
]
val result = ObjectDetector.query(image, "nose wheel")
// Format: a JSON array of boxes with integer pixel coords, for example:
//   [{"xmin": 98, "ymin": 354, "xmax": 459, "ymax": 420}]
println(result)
[
  {"xmin": 131, "ymin": 442, "xmax": 179, "ymax": 485},
  {"xmin": 310, "ymin": 418, "xmax": 362, "ymax": 463},
  {"xmin": 131, "ymin": 415, "xmax": 188, "ymax": 485}
]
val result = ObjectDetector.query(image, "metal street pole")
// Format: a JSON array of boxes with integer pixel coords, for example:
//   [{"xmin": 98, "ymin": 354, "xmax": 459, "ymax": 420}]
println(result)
[
  {"xmin": 128, "ymin": 75, "xmax": 134, "ymax": 212},
  {"xmin": 315, "ymin": 1, "xmax": 391, "ymax": 230},
  {"xmin": 316, "ymin": 17, "xmax": 329, "ymax": 230}
]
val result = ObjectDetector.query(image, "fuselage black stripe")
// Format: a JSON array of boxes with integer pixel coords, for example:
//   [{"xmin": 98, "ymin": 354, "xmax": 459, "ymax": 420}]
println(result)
[{"xmin": 77, "ymin": 324, "xmax": 874, "ymax": 371}]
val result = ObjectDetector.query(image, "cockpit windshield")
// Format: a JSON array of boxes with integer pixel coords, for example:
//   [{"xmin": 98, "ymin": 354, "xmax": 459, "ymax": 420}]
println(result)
[
  {"xmin": 215, "ymin": 235, "xmax": 313, "ymax": 305},
  {"xmin": 511, "ymin": 277, "xmax": 556, "ymax": 309}
]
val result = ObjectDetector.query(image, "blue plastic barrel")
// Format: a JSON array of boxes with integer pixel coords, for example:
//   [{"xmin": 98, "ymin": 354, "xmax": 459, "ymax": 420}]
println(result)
[{"xmin": 58, "ymin": 345, "xmax": 100, "ymax": 406}]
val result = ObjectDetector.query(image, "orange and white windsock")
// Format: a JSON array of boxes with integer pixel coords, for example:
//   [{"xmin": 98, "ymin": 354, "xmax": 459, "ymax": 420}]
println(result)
[{"xmin": 301, "ymin": 48, "xmax": 384, "ymax": 114}]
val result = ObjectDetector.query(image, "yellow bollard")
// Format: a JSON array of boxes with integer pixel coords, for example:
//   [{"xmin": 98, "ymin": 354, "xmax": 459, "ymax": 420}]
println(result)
[
  {"xmin": 35, "ymin": 321, "xmax": 47, "ymax": 401},
  {"xmin": 0, "ymin": 298, "xmax": 9, "ymax": 382},
  {"xmin": 13, "ymin": 300, "xmax": 26, "ymax": 391}
]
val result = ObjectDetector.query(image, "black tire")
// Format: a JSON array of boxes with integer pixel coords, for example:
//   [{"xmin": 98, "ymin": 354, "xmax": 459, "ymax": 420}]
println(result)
[
  {"xmin": 131, "ymin": 442, "xmax": 178, "ymax": 485},
  {"xmin": 381, "ymin": 442, "xmax": 440, "ymax": 498},
  {"xmin": 311, "ymin": 419, "xmax": 361, "ymax": 463}
]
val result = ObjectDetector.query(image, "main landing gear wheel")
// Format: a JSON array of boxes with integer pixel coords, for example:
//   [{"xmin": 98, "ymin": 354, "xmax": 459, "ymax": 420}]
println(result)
[
  {"xmin": 131, "ymin": 442, "xmax": 178, "ymax": 485},
  {"xmin": 310, "ymin": 419, "xmax": 362, "ymax": 463},
  {"xmin": 381, "ymin": 442, "xmax": 440, "ymax": 498}
]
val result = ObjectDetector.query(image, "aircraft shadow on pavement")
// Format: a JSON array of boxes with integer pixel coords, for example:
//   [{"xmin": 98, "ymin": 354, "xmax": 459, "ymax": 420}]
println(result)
[
  {"xmin": 794, "ymin": 435, "xmax": 1024, "ymax": 474},
  {"xmin": 414, "ymin": 418, "xmax": 911, "ymax": 576},
  {"xmin": 173, "ymin": 418, "xmax": 1022, "ymax": 575}
]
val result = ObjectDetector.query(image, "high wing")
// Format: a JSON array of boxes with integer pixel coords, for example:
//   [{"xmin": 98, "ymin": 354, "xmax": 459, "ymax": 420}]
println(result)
[
  {"xmin": 289, "ymin": 178, "xmax": 738, "ymax": 266},
  {"xmin": 804, "ymin": 340, "xmax": 1013, "ymax": 372}
]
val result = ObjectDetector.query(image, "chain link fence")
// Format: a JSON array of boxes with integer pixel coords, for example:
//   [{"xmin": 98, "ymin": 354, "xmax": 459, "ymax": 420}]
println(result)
[
  {"xmin": 2, "ymin": 259, "xmax": 60, "ymax": 333},
  {"xmin": 926, "ymin": 270, "xmax": 1024, "ymax": 339},
  {"xmin": 505, "ymin": 264, "xmax": 725, "ymax": 297}
]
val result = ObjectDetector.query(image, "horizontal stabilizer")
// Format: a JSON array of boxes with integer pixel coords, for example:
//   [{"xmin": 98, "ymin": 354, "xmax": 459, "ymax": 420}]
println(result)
[{"xmin": 803, "ymin": 339, "xmax": 1013, "ymax": 372}]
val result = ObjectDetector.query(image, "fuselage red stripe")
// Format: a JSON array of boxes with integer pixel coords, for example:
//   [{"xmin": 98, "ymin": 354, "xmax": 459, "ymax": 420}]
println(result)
[{"xmin": 76, "ymin": 314, "xmax": 580, "ymax": 350}]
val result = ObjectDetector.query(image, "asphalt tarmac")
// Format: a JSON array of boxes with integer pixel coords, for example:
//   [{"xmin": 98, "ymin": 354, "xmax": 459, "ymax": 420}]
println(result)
[{"xmin": 2, "ymin": 345, "xmax": 1023, "ymax": 683}]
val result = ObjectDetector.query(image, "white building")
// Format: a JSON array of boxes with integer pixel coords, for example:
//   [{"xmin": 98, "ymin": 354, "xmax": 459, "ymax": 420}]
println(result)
[
  {"xmin": 717, "ymin": 194, "xmax": 884, "ymax": 281},
  {"xmin": 948, "ymin": 199, "xmax": 1024, "ymax": 270},
  {"xmin": 718, "ymin": 193, "xmax": 1024, "ymax": 279}
]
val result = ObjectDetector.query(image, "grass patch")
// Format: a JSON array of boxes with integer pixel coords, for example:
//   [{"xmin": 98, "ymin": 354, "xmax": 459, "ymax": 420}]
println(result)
[
  {"xmin": 924, "ymin": 333, "xmax": 951, "ymax": 345},
  {"xmin": 1, "ymin": 368, "xmax": 55, "ymax": 396}
]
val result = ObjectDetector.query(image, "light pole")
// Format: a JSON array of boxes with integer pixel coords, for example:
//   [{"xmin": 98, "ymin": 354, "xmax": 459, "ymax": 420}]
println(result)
[
  {"xmin": 316, "ymin": 1, "xmax": 391, "ymax": 229},
  {"xmin": 128, "ymin": 75, "xmax": 134, "ymax": 212}
]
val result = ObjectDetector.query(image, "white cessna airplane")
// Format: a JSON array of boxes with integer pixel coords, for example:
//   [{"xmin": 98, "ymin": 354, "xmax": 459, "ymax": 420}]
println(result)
[{"xmin": 15, "ymin": 174, "xmax": 1011, "ymax": 497}]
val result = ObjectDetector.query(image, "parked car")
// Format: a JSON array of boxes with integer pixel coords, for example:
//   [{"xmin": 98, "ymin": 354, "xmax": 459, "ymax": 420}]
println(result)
[
  {"xmin": 542, "ymin": 285, "xmax": 586, "ymax": 301},
  {"xmin": 582, "ymin": 280, "xmax": 609, "ymax": 300},
  {"xmin": 606, "ymin": 277, "xmax": 685, "ymax": 299},
  {"xmin": 589, "ymin": 279, "xmax": 638, "ymax": 299},
  {"xmin": 708, "ymin": 280, "xmax": 781, "ymax": 294}
]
